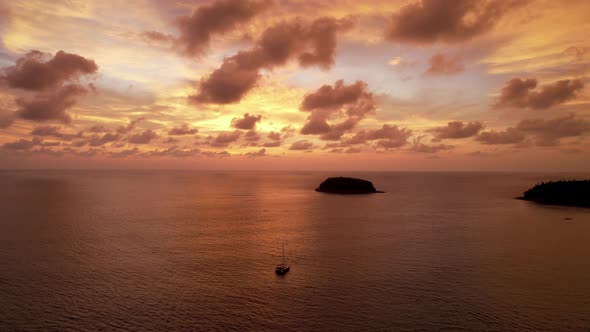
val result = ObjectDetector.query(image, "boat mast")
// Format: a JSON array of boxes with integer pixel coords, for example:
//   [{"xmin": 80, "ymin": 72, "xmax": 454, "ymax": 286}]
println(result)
[{"xmin": 282, "ymin": 243, "xmax": 285, "ymax": 265}]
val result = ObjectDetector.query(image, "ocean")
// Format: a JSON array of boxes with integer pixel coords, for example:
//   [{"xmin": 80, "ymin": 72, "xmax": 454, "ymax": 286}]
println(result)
[{"xmin": 0, "ymin": 170, "xmax": 589, "ymax": 331}]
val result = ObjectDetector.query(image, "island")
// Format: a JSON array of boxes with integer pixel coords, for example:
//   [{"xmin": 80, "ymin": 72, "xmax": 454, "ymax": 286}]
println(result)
[
  {"xmin": 517, "ymin": 180, "xmax": 590, "ymax": 207},
  {"xmin": 315, "ymin": 177, "xmax": 383, "ymax": 194}
]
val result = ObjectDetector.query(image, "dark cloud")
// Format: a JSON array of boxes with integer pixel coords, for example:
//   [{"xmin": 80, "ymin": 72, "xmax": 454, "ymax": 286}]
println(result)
[
  {"xmin": 39, "ymin": 141, "xmax": 61, "ymax": 147},
  {"xmin": 88, "ymin": 125, "xmax": 110, "ymax": 133},
  {"xmin": 330, "ymin": 147, "xmax": 362, "ymax": 154},
  {"xmin": 117, "ymin": 118, "xmax": 144, "ymax": 134},
  {"xmin": 191, "ymin": 17, "xmax": 352, "ymax": 104},
  {"xmin": 263, "ymin": 127, "xmax": 293, "ymax": 147},
  {"xmin": 210, "ymin": 130, "xmax": 241, "ymax": 147},
  {"xmin": 345, "ymin": 124, "xmax": 412, "ymax": 147},
  {"xmin": 424, "ymin": 54, "xmax": 464, "ymax": 75},
  {"xmin": 244, "ymin": 130, "xmax": 261, "ymax": 141},
  {"xmin": 31, "ymin": 125, "xmax": 80, "ymax": 140},
  {"xmin": 345, "ymin": 147, "xmax": 362, "ymax": 154},
  {"xmin": 168, "ymin": 123, "xmax": 198, "ymax": 135},
  {"xmin": 201, "ymin": 150, "xmax": 231, "ymax": 158},
  {"xmin": 0, "ymin": 110, "xmax": 15, "ymax": 128},
  {"xmin": 300, "ymin": 80, "xmax": 376, "ymax": 140},
  {"xmin": 6, "ymin": 64, "xmax": 95, "ymax": 127},
  {"xmin": 141, "ymin": 31, "xmax": 175, "ymax": 44},
  {"xmin": 88, "ymin": 132, "xmax": 120, "ymax": 147},
  {"xmin": 2, "ymin": 50, "xmax": 98, "ymax": 91},
  {"xmin": 2, "ymin": 137, "xmax": 41, "ymax": 151},
  {"xmin": 163, "ymin": 137, "xmax": 180, "ymax": 144},
  {"xmin": 15, "ymin": 84, "xmax": 87, "ymax": 123},
  {"xmin": 267, "ymin": 131, "xmax": 282, "ymax": 141},
  {"xmin": 495, "ymin": 78, "xmax": 584, "ymax": 110},
  {"xmin": 262, "ymin": 141, "xmax": 281, "ymax": 147},
  {"xmin": 386, "ymin": 0, "xmax": 527, "ymax": 44},
  {"xmin": 231, "ymin": 113, "xmax": 262, "ymax": 130},
  {"xmin": 144, "ymin": 146, "xmax": 201, "ymax": 158},
  {"xmin": 191, "ymin": 56, "xmax": 260, "ymax": 104},
  {"xmin": 516, "ymin": 115, "xmax": 590, "ymax": 146},
  {"xmin": 128, "ymin": 129, "xmax": 158, "ymax": 144},
  {"xmin": 289, "ymin": 140, "xmax": 314, "ymax": 150},
  {"xmin": 475, "ymin": 127, "xmax": 525, "ymax": 144},
  {"xmin": 410, "ymin": 137, "xmax": 453, "ymax": 153},
  {"xmin": 110, "ymin": 148, "xmax": 140, "ymax": 158},
  {"xmin": 428, "ymin": 121, "xmax": 483, "ymax": 141},
  {"xmin": 176, "ymin": 0, "xmax": 272, "ymax": 56},
  {"xmin": 244, "ymin": 148, "xmax": 266, "ymax": 157}
]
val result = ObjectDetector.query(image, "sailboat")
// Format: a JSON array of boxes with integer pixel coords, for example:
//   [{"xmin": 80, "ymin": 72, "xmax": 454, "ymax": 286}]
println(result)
[{"xmin": 275, "ymin": 243, "xmax": 290, "ymax": 275}]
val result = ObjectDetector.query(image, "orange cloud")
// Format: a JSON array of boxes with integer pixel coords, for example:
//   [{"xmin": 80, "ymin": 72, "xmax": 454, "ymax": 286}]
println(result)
[
  {"xmin": 428, "ymin": 121, "xmax": 484, "ymax": 141},
  {"xmin": 496, "ymin": 78, "xmax": 584, "ymax": 110},
  {"xmin": 516, "ymin": 115, "xmax": 590, "ymax": 146},
  {"xmin": 176, "ymin": 0, "xmax": 272, "ymax": 56},
  {"xmin": 2, "ymin": 50, "xmax": 97, "ymax": 91},
  {"xmin": 168, "ymin": 123, "xmax": 199, "ymax": 135},
  {"xmin": 191, "ymin": 17, "xmax": 352, "ymax": 104},
  {"xmin": 300, "ymin": 80, "xmax": 375, "ymax": 140},
  {"xmin": 424, "ymin": 54, "xmax": 464, "ymax": 75},
  {"xmin": 231, "ymin": 113, "xmax": 262, "ymax": 130},
  {"xmin": 386, "ymin": 0, "xmax": 528, "ymax": 44},
  {"xmin": 475, "ymin": 128, "xmax": 525, "ymax": 144},
  {"xmin": 16, "ymin": 84, "xmax": 87, "ymax": 123}
]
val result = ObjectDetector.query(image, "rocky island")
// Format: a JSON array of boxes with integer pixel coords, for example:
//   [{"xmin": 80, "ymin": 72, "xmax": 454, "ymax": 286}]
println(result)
[
  {"xmin": 517, "ymin": 180, "xmax": 590, "ymax": 207},
  {"xmin": 315, "ymin": 177, "xmax": 383, "ymax": 194}
]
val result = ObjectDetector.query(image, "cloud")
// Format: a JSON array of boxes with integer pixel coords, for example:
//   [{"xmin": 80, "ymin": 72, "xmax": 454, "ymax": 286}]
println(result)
[
  {"xmin": 495, "ymin": 78, "xmax": 584, "ymax": 110},
  {"xmin": 210, "ymin": 130, "xmax": 241, "ymax": 147},
  {"xmin": 175, "ymin": 0, "xmax": 272, "ymax": 56},
  {"xmin": 386, "ymin": 0, "xmax": 527, "ymax": 44},
  {"xmin": 0, "ymin": 109, "xmax": 15, "ymax": 128},
  {"xmin": 562, "ymin": 46, "xmax": 590, "ymax": 62},
  {"xmin": 141, "ymin": 31, "xmax": 175, "ymax": 44},
  {"xmin": 516, "ymin": 115, "xmax": 590, "ymax": 146},
  {"xmin": 262, "ymin": 141, "xmax": 281, "ymax": 147},
  {"xmin": 2, "ymin": 138, "xmax": 38, "ymax": 150},
  {"xmin": 88, "ymin": 125, "xmax": 110, "ymax": 133},
  {"xmin": 424, "ymin": 54, "xmax": 464, "ymax": 75},
  {"xmin": 475, "ymin": 127, "xmax": 525, "ymax": 144},
  {"xmin": 128, "ymin": 129, "xmax": 158, "ymax": 144},
  {"xmin": 117, "ymin": 118, "xmax": 144, "ymax": 134},
  {"xmin": 144, "ymin": 146, "xmax": 200, "ymax": 158},
  {"xmin": 267, "ymin": 131, "xmax": 282, "ymax": 141},
  {"xmin": 300, "ymin": 80, "xmax": 376, "ymax": 140},
  {"xmin": 88, "ymin": 132, "xmax": 120, "ymax": 147},
  {"xmin": 15, "ymin": 84, "xmax": 87, "ymax": 123},
  {"xmin": 31, "ymin": 125, "xmax": 80, "ymax": 140},
  {"xmin": 191, "ymin": 17, "xmax": 352, "ymax": 104},
  {"xmin": 231, "ymin": 113, "xmax": 262, "ymax": 130},
  {"xmin": 345, "ymin": 124, "xmax": 412, "ymax": 148},
  {"xmin": 168, "ymin": 123, "xmax": 198, "ymax": 135},
  {"xmin": 244, "ymin": 130, "xmax": 260, "ymax": 141},
  {"xmin": 428, "ymin": 121, "xmax": 483, "ymax": 141},
  {"xmin": 263, "ymin": 126, "xmax": 295, "ymax": 146},
  {"xmin": 244, "ymin": 148, "xmax": 266, "ymax": 157},
  {"xmin": 110, "ymin": 148, "xmax": 139, "ymax": 158},
  {"xmin": 289, "ymin": 140, "xmax": 314, "ymax": 150},
  {"xmin": 2, "ymin": 50, "xmax": 98, "ymax": 91},
  {"xmin": 410, "ymin": 137, "xmax": 453, "ymax": 153}
]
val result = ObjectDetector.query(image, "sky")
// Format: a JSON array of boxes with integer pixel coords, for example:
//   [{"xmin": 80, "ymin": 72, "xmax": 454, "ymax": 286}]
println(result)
[{"xmin": 0, "ymin": 0, "xmax": 589, "ymax": 171}]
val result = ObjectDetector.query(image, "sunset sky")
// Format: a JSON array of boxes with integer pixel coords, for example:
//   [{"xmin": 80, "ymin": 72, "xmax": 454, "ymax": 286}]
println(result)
[{"xmin": 0, "ymin": 0, "xmax": 588, "ymax": 170}]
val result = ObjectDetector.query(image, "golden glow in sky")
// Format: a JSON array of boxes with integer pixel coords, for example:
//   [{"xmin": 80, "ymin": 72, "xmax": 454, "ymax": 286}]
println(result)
[{"xmin": 0, "ymin": 0, "xmax": 589, "ymax": 170}]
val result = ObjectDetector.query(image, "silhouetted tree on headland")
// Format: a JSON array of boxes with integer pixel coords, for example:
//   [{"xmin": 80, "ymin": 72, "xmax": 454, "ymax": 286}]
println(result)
[{"xmin": 518, "ymin": 180, "xmax": 590, "ymax": 207}]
